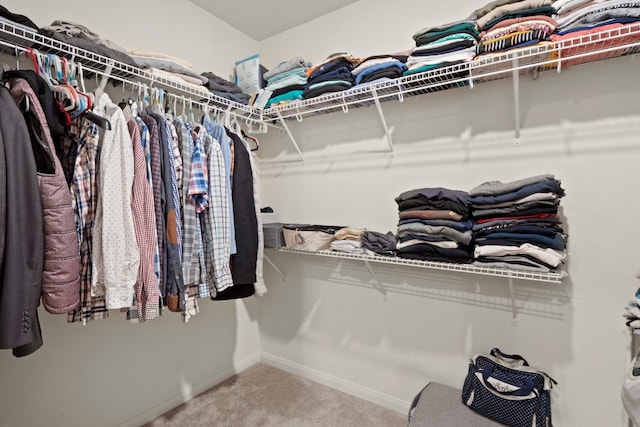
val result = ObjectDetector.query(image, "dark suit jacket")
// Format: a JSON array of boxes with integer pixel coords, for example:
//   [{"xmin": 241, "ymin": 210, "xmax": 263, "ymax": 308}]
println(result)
[{"xmin": 0, "ymin": 86, "xmax": 45, "ymax": 357}]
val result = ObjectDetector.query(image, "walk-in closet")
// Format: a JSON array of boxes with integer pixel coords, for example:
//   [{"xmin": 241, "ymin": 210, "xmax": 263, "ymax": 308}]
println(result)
[{"xmin": 1, "ymin": 1, "xmax": 639, "ymax": 426}]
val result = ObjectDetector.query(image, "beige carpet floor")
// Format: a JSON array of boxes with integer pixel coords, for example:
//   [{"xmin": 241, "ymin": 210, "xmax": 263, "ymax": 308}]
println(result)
[{"xmin": 144, "ymin": 363, "xmax": 407, "ymax": 427}]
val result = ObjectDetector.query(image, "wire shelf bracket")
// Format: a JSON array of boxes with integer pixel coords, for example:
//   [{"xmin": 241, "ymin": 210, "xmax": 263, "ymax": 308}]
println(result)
[
  {"xmin": 264, "ymin": 254, "xmax": 286, "ymax": 280},
  {"xmin": 512, "ymin": 57, "xmax": 521, "ymax": 142},
  {"xmin": 371, "ymin": 87, "xmax": 394, "ymax": 155},
  {"xmin": 275, "ymin": 109, "xmax": 305, "ymax": 163}
]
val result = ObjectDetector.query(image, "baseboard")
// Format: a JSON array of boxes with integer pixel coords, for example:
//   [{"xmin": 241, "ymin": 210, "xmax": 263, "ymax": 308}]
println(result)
[
  {"xmin": 260, "ymin": 352, "xmax": 411, "ymax": 415},
  {"xmin": 118, "ymin": 352, "xmax": 261, "ymax": 427}
]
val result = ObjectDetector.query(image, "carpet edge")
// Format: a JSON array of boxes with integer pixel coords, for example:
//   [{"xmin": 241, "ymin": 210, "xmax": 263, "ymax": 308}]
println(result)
[{"xmin": 260, "ymin": 351, "xmax": 410, "ymax": 415}]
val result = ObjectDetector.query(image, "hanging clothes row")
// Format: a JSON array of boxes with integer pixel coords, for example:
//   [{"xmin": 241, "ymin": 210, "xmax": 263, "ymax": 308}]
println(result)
[{"xmin": 0, "ymin": 50, "xmax": 266, "ymax": 357}]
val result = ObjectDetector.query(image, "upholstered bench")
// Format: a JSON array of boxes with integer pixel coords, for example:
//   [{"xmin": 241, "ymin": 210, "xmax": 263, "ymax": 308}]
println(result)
[{"xmin": 408, "ymin": 382, "xmax": 502, "ymax": 426}]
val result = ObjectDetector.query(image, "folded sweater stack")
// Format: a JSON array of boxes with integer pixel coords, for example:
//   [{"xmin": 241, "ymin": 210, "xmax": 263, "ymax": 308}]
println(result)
[
  {"xmin": 303, "ymin": 53, "xmax": 360, "ymax": 99},
  {"xmin": 469, "ymin": 174, "xmax": 567, "ymax": 272},
  {"xmin": 395, "ymin": 187, "xmax": 474, "ymax": 264},
  {"xmin": 263, "ymin": 56, "xmax": 310, "ymax": 108},
  {"xmin": 407, "ymin": 20, "xmax": 480, "ymax": 76}
]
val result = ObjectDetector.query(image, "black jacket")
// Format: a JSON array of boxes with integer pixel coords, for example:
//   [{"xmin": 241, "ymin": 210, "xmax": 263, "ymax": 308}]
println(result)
[{"xmin": 0, "ymin": 86, "xmax": 45, "ymax": 357}]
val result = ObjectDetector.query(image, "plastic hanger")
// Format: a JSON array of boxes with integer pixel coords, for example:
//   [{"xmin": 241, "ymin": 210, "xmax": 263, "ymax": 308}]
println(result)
[
  {"xmin": 241, "ymin": 129, "xmax": 260, "ymax": 151},
  {"xmin": 188, "ymin": 99, "xmax": 195, "ymax": 124}
]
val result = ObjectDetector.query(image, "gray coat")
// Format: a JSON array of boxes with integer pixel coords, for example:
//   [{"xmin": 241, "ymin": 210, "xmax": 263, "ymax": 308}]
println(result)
[{"xmin": 0, "ymin": 86, "xmax": 45, "ymax": 357}]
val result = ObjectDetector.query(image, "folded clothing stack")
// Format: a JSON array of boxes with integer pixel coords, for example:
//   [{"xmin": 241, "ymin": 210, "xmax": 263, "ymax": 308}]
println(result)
[
  {"xmin": 303, "ymin": 53, "xmax": 360, "ymax": 99},
  {"xmin": 200, "ymin": 71, "xmax": 251, "ymax": 105},
  {"xmin": 469, "ymin": 174, "xmax": 567, "ymax": 272},
  {"xmin": 0, "ymin": 5, "xmax": 38, "ymax": 30},
  {"xmin": 476, "ymin": 15, "xmax": 557, "ymax": 55},
  {"xmin": 263, "ymin": 56, "xmax": 310, "ymax": 108},
  {"xmin": 361, "ymin": 231, "xmax": 398, "ymax": 257},
  {"xmin": 407, "ymin": 20, "xmax": 479, "ymax": 76},
  {"xmin": 469, "ymin": 0, "xmax": 557, "ymax": 58},
  {"xmin": 553, "ymin": 0, "xmax": 640, "ymax": 33},
  {"xmin": 472, "ymin": 0, "xmax": 556, "ymax": 32},
  {"xmin": 330, "ymin": 227, "xmax": 365, "ymax": 254},
  {"xmin": 130, "ymin": 50, "xmax": 209, "ymax": 94},
  {"xmin": 395, "ymin": 187, "xmax": 474, "ymax": 264},
  {"xmin": 40, "ymin": 20, "xmax": 137, "ymax": 66},
  {"xmin": 0, "ymin": 5, "xmax": 38, "ymax": 47},
  {"xmin": 351, "ymin": 54, "xmax": 408, "ymax": 87},
  {"xmin": 549, "ymin": 0, "xmax": 640, "ymax": 67}
]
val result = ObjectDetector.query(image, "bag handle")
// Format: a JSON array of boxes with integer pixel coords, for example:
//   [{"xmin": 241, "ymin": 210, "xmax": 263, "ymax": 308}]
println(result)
[
  {"xmin": 481, "ymin": 364, "xmax": 537, "ymax": 397},
  {"xmin": 490, "ymin": 347, "xmax": 530, "ymax": 367}
]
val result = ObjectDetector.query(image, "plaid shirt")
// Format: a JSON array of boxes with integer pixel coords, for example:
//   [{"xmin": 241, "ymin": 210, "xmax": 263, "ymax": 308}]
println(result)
[
  {"xmin": 140, "ymin": 112, "xmax": 164, "ymax": 290},
  {"xmin": 201, "ymin": 117, "xmax": 237, "ymax": 255},
  {"xmin": 67, "ymin": 119, "xmax": 108, "ymax": 323},
  {"xmin": 136, "ymin": 117, "xmax": 160, "ymax": 284},
  {"xmin": 125, "ymin": 106, "xmax": 160, "ymax": 322},
  {"xmin": 199, "ymin": 127, "xmax": 234, "ymax": 293},
  {"xmin": 185, "ymin": 122, "xmax": 209, "ymax": 213},
  {"xmin": 136, "ymin": 117, "xmax": 153, "ymax": 184},
  {"xmin": 175, "ymin": 118, "xmax": 202, "ymax": 290},
  {"xmin": 186, "ymin": 123, "xmax": 210, "ymax": 298},
  {"xmin": 168, "ymin": 121, "xmax": 183, "ymax": 196},
  {"xmin": 161, "ymin": 119, "xmax": 183, "ymax": 265}
]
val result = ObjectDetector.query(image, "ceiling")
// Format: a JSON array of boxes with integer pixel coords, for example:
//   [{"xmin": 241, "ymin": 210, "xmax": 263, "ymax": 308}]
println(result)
[{"xmin": 189, "ymin": 0, "xmax": 360, "ymax": 41}]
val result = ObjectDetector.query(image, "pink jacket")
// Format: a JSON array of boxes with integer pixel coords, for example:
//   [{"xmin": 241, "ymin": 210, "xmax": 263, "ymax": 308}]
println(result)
[{"xmin": 9, "ymin": 78, "xmax": 81, "ymax": 314}]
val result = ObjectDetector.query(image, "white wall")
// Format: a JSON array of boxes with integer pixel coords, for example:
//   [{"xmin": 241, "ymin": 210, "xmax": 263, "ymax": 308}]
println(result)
[
  {"xmin": 0, "ymin": 1, "xmax": 262, "ymax": 426},
  {"xmin": 257, "ymin": 1, "xmax": 640, "ymax": 426}
]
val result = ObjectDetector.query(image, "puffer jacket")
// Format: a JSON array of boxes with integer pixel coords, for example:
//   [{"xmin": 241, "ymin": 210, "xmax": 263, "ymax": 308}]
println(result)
[{"xmin": 8, "ymin": 76, "xmax": 81, "ymax": 314}]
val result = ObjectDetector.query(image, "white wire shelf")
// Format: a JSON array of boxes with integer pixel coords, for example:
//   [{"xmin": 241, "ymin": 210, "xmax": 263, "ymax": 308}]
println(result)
[
  {"xmin": 0, "ymin": 19, "xmax": 265, "ymax": 123},
  {"xmin": 263, "ymin": 23, "xmax": 640, "ymax": 121},
  {"xmin": 2, "ymin": 17, "xmax": 638, "ymax": 135},
  {"xmin": 278, "ymin": 247, "xmax": 564, "ymax": 284}
]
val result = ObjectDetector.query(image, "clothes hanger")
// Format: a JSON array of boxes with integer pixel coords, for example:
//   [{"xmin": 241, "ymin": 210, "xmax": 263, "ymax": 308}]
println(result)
[
  {"xmin": 180, "ymin": 96, "xmax": 187, "ymax": 123},
  {"xmin": 67, "ymin": 57, "xmax": 111, "ymax": 129},
  {"xmin": 241, "ymin": 129, "xmax": 260, "ymax": 151},
  {"xmin": 188, "ymin": 99, "xmax": 196, "ymax": 125}
]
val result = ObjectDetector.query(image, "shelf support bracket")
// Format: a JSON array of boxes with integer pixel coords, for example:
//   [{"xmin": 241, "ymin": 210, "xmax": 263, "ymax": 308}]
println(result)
[
  {"xmin": 363, "ymin": 259, "xmax": 387, "ymax": 299},
  {"xmin": 371, "ymin": 88, "xmax": 394, "ymax": 155},
  {"xmin": 511, "ymin": 57, "xmax": 521, "ymax": 141},
  {"xmin": 275, "ymin": 109, "xmax": 304, "ymax": 162},
  {"xmin": 264, "ymin": 254, "xmax": 286, "ymax": 280},
  {"xmin": 508, "ymin": 276, "xmax": 518, "ymax": 325}
]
